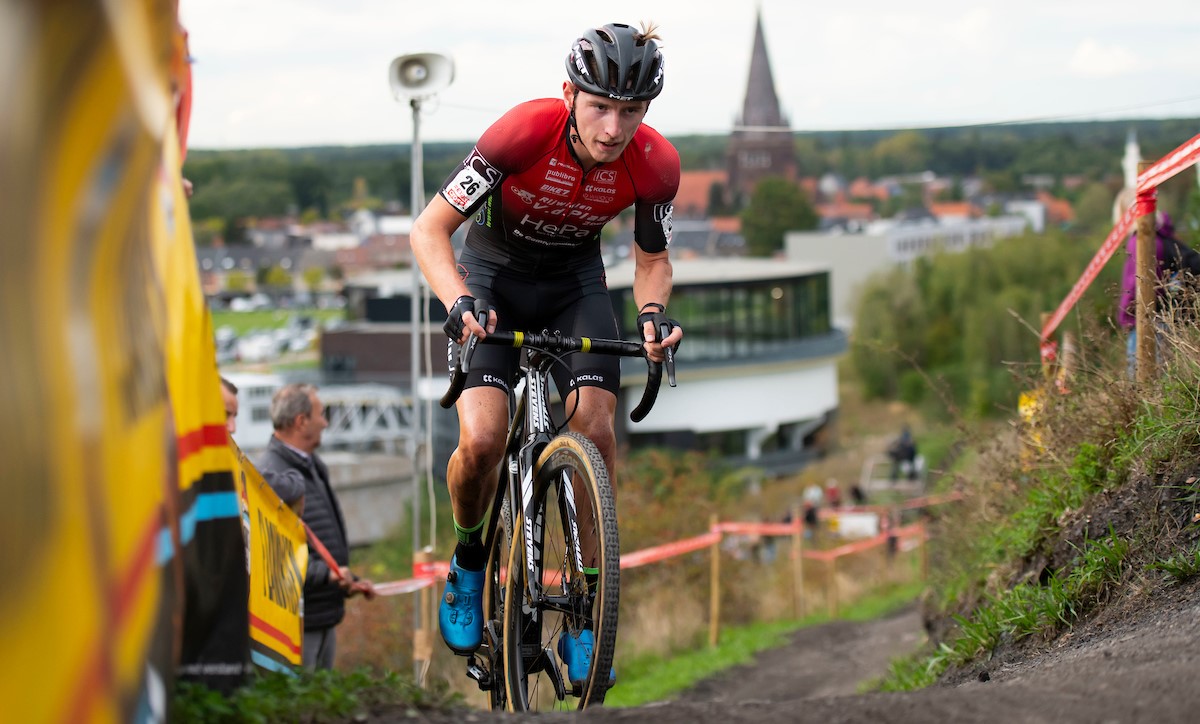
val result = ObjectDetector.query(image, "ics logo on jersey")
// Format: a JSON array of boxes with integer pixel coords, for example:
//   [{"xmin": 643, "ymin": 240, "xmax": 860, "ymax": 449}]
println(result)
[
  {"xmin": 595, "ymin": 169, "xmax": 617, "ymax": 184},
  {"xmin": 445, "ymin": 149, "xmax": 501, "ymax": 212},
  {"xmin": 466, "ymin": 149, "xmax": 502, "ymax": 185},
  {"xmin": 653, "ymin": 202, "xmax": 674, "ymax": 246}
]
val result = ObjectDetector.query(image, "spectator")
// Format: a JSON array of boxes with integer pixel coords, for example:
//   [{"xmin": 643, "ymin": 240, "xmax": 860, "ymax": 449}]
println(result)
[
  {"xmin": 221, "ymin": 376, "xmax": 305, "ymax": 514},
  {"xmin": 824, "ymin": 478, "xmax": 843, "ymax": 508},
  {"xmin": 1118, "ymin": 211, "xmax": 1200, "ymax": 375},
  {"xmin": 801, "ymin": 483, "xmax": 823, "ymax": 539},
  {"xmin": 887, "ymin": 426, "xmax": 918, "ymax": 482},
  {"xmin": 219, "ymin": 376, "xmax": 239, "ymax": 434},
  {"xmin": 256, "ymin": 383, "xmax": 375, "ymax": 670}
]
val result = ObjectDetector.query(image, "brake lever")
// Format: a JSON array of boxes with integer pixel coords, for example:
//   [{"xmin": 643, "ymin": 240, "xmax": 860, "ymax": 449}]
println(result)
[
  {"xmin": 658, "ymin": 322, "xmax": 677, "ymax": 387},
  {"xmin": 460, "ymin": 309, "xmax": 489, "ymax": 374}
]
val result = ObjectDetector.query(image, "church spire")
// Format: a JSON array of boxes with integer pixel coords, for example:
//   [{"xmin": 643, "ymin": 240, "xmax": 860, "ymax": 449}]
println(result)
[
  {"xmin": 739, "ymin": 10, "xmax": 788, "ymax": 131},
  {"xmin": 726, "ymin": 9, "xmax": 797, "ymax": 207},
  {"xmin": 1122, "ymin": 128, "xmax": 1140, "ymax": 190}
]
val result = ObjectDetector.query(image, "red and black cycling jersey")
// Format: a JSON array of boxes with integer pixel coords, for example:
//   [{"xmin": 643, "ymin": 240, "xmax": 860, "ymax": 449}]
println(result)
[{"xmin": 437, "ymin": 98, "xmax": 680, "ymax": 274}]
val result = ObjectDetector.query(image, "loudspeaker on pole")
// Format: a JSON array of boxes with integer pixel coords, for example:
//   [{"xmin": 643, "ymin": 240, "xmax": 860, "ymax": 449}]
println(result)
[{"xmin": 389, "ymin": 53, "xmax": 455, "ymax": 100}]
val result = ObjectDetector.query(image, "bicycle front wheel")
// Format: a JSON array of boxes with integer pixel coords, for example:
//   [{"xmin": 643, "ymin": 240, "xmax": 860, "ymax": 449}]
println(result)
[
  {"xmin": 503, "ymin": 431, "xmax": 619, "ymax": 711},
  {"xmin": 480, "ymin": 494, "xmax": 512, "ymax": 710}
]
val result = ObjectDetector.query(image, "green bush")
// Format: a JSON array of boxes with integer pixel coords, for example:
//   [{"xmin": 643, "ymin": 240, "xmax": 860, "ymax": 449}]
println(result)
[{"xmin": 171, "ymin": 668, "xmax": 459, "ymax": 724}]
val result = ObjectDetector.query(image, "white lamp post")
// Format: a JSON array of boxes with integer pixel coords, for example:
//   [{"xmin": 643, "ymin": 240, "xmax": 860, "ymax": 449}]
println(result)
[{"xmin": 389, "ymin": 52, "xmax": 454, "ymax": 682}]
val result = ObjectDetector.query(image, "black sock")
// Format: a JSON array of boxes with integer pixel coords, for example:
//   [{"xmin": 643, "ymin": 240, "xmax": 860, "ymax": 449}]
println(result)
[{"xmin": 455, "ymin": 540, "xmax": 486, "ymax": 571}]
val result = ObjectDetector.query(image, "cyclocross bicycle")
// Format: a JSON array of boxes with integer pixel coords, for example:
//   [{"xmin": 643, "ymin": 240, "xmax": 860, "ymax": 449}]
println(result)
[{"xmin": 439, "ymin": 325, "xmax": 675, "ymax": 711}]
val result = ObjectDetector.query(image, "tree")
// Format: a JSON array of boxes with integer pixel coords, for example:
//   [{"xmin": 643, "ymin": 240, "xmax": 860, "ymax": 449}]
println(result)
[
  {"xmin": 288, "ymin": 164, "xmax": 332, "ymax": 219},
  {"xmin": 302, "ymin": 267, "xmax": 324, "ymax": 292},
  {"xmin": 881, "ymin": 183, "xmax": 927, "ymax": 218},
  {"xmin": 850, "ymin": 231, "xmax": 1120, "ymax": 417},
  {"xmin": 192, "ymin": 217, "xmax": 225, "ymax": 247},
  {"xmin": 707, "ymin": 182, "xmax": 731, "ymax": 216},
  {"xmin": 1180, "ymin": 180, "xmax": 1200, "ymax": 245},
  {"xmin": 872, "ymin": 130, "xmax": 931, "ymax": 175},
  {"xmin": 225, "ymin": 270, "xmax": 251, "ymax": 292},
  {"xmin": 1074, "ymin": 182, "xmax": 1119, "ymax": 233},
  {"xmin": 258, "ymin": 265, "xmax": 292, "ymax": 289},
  {"xmin": 740, "ymin": 178, "xmax": 818, "ymax": 257},
  {"xmin": 188, "ymin": 177, "xmax": 292, "ymax": 221}
]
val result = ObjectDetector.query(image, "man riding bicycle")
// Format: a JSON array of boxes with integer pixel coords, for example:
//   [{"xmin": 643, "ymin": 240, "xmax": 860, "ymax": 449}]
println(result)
[{"xmin": 410, "ymin": 21, "xmax": 683, "ymax": 688}]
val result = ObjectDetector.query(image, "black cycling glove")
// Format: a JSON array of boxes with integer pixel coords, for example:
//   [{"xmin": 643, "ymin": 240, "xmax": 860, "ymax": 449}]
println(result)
[
  {"xmin": 444, "ymin": 295, "xmax": 492, "ymax": 341},
  {"xmin": 636, "ymin": 303, "xmax": 682, "ymax": 347}
]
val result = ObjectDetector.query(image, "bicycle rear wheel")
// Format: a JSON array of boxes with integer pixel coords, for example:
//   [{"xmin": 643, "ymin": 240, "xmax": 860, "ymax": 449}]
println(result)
[{"xmin": 503, "ymin": 431, "xmax": 619, "ymax": 711}]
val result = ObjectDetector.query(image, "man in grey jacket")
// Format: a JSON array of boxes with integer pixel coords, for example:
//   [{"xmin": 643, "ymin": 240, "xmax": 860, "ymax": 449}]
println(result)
[{"xmin": 256, "ymin": 383, "xmax": 375, "ymax": 670}]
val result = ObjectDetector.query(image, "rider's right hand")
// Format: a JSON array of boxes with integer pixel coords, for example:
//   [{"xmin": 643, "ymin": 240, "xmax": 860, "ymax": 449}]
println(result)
[
  {"xmin": 444, "ymin": 295, "xmax": 496, "ymax": 344},
  {"xmin": 637, "ymin": 303, "xmax": 682, "ymax": 363}
]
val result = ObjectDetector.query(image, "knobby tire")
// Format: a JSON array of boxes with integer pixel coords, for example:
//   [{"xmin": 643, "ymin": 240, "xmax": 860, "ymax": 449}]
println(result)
[
  {"xmin": 502, "ymin": 432, "xmax": 619, "ymax": 711},
  {"xmin": 481, "ymin": 495, "xmax": 512, "ymax": 710}
]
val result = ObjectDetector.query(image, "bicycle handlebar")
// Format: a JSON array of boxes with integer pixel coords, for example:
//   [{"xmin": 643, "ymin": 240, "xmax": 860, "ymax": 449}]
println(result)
[{"xmin": 438, "ymin": 330, "xmax": 674, "ymax": 422}]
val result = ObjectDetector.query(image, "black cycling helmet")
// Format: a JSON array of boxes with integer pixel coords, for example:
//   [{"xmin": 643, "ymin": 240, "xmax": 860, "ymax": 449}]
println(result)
[{"xmin": 565, "ymin": 23, "xmax": 664, "ymax": 102}]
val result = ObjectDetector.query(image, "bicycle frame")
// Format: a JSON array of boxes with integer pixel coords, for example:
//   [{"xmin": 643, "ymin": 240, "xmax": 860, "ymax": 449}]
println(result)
[
  {"xmin": 442, "ymin": 328, "xmax": 673, "ymax": 704},
  {"xmin": 504, "ymin": 350, "xmax": 588, "ymax": 619}
]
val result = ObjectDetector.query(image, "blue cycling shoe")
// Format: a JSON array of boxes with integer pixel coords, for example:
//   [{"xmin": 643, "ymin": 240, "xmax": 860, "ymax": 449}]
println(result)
[
  {"xmin": 439, "ymin": 555, "xmax": 485, "ymax": 655},
  {"xmin": 557, "ymin": 628, "xmax": 616, "ymax": 691}
]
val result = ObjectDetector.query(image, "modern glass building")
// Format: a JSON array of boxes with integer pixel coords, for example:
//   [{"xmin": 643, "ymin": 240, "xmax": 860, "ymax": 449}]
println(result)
[
  {"xmin": 605, "ymin": 258, "xmax": 847, "ymax": 473},
  {"xmin": 317, "ymin": 257, "xmax": 847, "ymax": 477}
]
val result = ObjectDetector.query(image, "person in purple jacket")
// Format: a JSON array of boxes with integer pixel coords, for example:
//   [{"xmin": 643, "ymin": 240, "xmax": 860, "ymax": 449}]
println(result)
[{"xmin": 1118, "ymin": 212, "xmax": 1200, "ymax": 374}]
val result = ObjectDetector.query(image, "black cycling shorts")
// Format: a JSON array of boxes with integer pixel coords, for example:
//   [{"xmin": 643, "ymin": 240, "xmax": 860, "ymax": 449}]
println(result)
[{"xmin": 452, "ymin": 247, "xmax": 621, "ymax": 398}]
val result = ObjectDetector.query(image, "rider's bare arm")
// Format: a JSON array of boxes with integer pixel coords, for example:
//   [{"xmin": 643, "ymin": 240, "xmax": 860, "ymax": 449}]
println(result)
[
  {"xmin": 632, "ymin": 245, "xmax": 682, "ymax": 361},
  {"xmin": 411, "ymin": 195, "xmax": 494, "ymax": 340}
]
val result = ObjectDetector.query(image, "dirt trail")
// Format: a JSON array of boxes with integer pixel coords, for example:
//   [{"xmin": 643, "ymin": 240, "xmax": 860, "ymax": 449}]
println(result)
[
  {"xmin": 555, "ymin": 581, "xmax": 1200, "ymax": 724},
  {"xmin": 386, "ymin": 579, "xmax": 1200, "ymax": 723},
  {"xmin": 679, "ymin": 606, "xmax": 925, "ymax": 705},
  {"xmin": 371, "ymin": 388, "xmax": 1200, "ymax": 723}
]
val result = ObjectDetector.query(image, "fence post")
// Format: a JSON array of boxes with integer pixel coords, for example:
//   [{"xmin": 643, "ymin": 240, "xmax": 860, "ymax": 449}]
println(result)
[
  {"xmin": 826, "ymin": 556, "xmax": 838, "ymax": 618},
  {"xmin": 413, "ymin": 548, "xmax": 434, "ymax": 686},
  {"xmin": 792, "ymin": 505, "xmax": 804, "ymax": 619},
  {"xmin": 709, "ymin": 514, "xmax": 721, "ymax": 647},
  {"xmin": 1135, "ymin": 159, "xmax": 1157, "ymax": 385},
  {"xmin": 920, "ymin": 524, "xmax": 929, "ymax": 581},
  {"xmin": 1039, "ymin": 312, "xmax": 1054, "ymax": 381}
]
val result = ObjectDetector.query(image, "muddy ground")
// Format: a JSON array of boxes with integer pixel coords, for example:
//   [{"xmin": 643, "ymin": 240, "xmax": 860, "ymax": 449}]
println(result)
[{"xmin": 379, "ymin": 573, "xmax": 1199, "ymax": 724}]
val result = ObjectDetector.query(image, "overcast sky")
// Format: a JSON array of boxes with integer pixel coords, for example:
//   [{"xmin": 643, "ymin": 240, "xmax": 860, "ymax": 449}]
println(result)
[{"xmin": 179, "ymin": 0, "xmax": 1200, "ymax": 150}]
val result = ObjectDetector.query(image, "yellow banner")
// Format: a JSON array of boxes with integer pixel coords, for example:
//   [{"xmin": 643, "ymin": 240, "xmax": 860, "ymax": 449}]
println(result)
[
  {"xmin": 234, "ymin": 446, "xmax": 308, "ymax": 672},
  {"xmin": 0, "ymin": 1, "xmax": 183, "ymax": 722},
  {"xmin": 0, "ymin": 0, "xmax": 252, "ymax": 719}
]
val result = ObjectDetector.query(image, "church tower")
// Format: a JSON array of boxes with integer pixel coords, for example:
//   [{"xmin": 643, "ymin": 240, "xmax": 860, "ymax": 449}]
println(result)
[
  {"xmin": 726, "ymin": 10, "xmax": 796, "ymax": 207},
  {"xmin": 1113, "ymin": 128, "xmax": 1141, "ymax": 223}
]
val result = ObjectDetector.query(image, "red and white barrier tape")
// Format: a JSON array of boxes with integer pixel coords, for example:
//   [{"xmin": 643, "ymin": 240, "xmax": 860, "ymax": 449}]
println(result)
[
  {"xmin": 1040, "ymin": 204, "xmax": 1137, "ymax": 351},
  {"xmin": 801, "ymin": 523, "xmax": 926, "ymax": 562},
  {"xmin": 1040, "ymin": 131, "xmax": 1200, "ymax": 353},
  {"xmin": 364, "ymin": 494, "xmax": 959, "ymax": 596},
  {"xmin": 373, "ymin": 577, "xmax": 437, "ymax": 597},
  {"xmin": 621, "ymin": 531, "xmax": 722, "ymax": 569},
  {"xmin": 1137, "ymin": 132, "xmax": 1200, "ymax": 193}
]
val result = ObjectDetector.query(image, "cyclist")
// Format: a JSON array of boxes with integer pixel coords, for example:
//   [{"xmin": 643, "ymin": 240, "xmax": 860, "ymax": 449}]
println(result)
[{"xmin": 410, "ymin": 21, "xmax": 683, "ymax": 689}]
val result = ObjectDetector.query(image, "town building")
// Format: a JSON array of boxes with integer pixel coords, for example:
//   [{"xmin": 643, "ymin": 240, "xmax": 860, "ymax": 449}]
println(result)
[
  {"xmin": 786, "ymin": 215, "xmax": 1031, "ymax": 329},
  {"xmin": 725, "ymin": 10, "xmax": 796, "ymax": 207}
]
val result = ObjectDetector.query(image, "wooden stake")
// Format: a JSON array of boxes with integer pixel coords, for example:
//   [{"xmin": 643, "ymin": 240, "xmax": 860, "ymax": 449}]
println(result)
[
  {"xmin": 827, "ymin": 556, "xmax": 839, "ymax": 618},
  {"xmin": 920, "ymin": 525, "xmax": 930, "ymax": 581},
  {"xmin": 1135, "ymin": 160, "xmax": 1157, "ymax": 385},
  {"xmin": 709, "ymin": 514, "xmax": 721, "ymax": 647},
  {"xmin": 413, "ymin": 548, "xmax": 434, "ymax": 686},
  {"xmin": 792, "ymin": 505, "xmax": 805, "ymax": 618}
]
